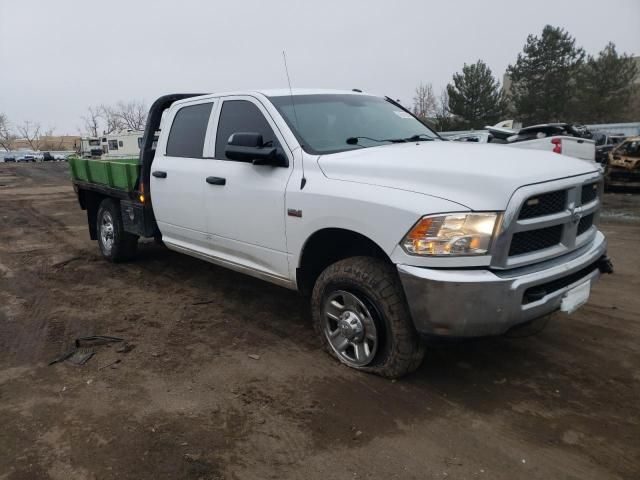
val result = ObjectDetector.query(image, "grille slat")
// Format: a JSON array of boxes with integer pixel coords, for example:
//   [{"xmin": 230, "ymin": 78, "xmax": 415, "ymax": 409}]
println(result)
[
  {"xmin": 518, "ymin": 190, "xmax": 567, "ymax": 219},
  {"xmin": 509, "ymin": 225, "xmax": 563, "ymax": 256}
]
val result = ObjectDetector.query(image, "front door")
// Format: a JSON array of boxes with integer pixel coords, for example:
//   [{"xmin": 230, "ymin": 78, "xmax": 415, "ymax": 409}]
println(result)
[{"xmin": 203, "ymin": 97, "xmax": 293, "ymax": 281}]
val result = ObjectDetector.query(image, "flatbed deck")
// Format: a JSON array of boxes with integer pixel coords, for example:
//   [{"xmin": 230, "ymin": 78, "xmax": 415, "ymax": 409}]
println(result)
[{"xmin": 68, "ymin": 157, "xmax": 140, "ymax": 191}]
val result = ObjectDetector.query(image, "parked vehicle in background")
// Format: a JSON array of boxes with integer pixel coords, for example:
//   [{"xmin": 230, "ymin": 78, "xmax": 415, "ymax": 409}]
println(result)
[
  {"xmin": 592, "ymin": 132, "xmax": 626, "ymax": 165},
  {"xmin": 605, "ymin": 136, "xmax": 640, "ymax": 188},
  {"xmin": 80, "ymin": 137, "xmax": 104, "ymax": 158},
  {"xmin": 2, "ymin": 155, "xmax": 16, "ymax": 162},
  {"xmin": 16, "ymin": 153, "xmax": 37, "ymax": 163},
  {"xmin": 68, "ymin": 90, "xmax": 612, "ymax": 378},
  {"xmin": 101, "ymin": 131, "xmax": 146, "ymax": 159},
  {"xmin": 42, "ymin": 152, "xmax": 55, "ymax": 162},
  {"xmin": 487, "ymin": 123, "xmax": 596, "ymax": 163},
  {"xmin": 448, "ymin": 132, "xmax": 489, "ymax": 143},
  {"xmin": 53, "ymin": 153, "xmax": 70, "ymax": 161}
]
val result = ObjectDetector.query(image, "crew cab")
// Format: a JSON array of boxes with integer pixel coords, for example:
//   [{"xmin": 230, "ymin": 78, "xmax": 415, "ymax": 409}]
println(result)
[{"xmin": 69, "ymin": 89, "xmax": 613, "ymax": 378}]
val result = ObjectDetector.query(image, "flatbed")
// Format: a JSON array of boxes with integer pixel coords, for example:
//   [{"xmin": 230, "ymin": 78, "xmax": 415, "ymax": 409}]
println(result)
[{"xmin": 68, "ymin": 157, "xmax": 140, "ymax": 192}]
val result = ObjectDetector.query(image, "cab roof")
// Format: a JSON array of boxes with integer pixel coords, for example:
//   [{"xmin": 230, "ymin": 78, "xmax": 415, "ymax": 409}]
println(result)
[{"xmin": 176, "ymin": 88, "xmax": 375, "ymax": 105}]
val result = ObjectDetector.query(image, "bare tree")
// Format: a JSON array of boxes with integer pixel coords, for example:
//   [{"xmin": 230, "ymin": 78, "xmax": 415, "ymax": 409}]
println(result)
[
  {"xmin": 0, "ymin": 113, "xmax": 15, "ymax": 151},
  {"xmin": 39, "ymin": 128, "xmax": 70, "ymax": 151},
  {"xmin": 116, "ymin": 100, "xmax": 147, "ymax": 131},
  {"xmin": 99, "ymin": 104, "xmax": 123, "ymax": 134},
  {"xmin": 16, "ymin": 121, "xmax": 42, "ymax": 150},
  {"xmin": 434, "ymin": 89, "xmax": 456, "ymax": 132},
  {"xmin": 412, "ymin": 83, "xmax": 437, "ymax": 120},
  {"xmin": 82, "ymin": 106, "xmax": 101, "ymax": 137}
]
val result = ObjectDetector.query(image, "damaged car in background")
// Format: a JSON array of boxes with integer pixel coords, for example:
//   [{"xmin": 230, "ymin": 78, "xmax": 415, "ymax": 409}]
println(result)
[{"xmin": 605, "ymin": 136, "xmax": 640, "ymax": 188}]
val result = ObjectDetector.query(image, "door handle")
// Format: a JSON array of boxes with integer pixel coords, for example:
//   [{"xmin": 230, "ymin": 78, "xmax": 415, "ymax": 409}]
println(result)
[
  {"xmin": 206, "ymin": 176, "xmax": 226, "ymax": 186},
  {"xmin": 152, "ymin": 171, "xmax": 167, "ymax": 178}
]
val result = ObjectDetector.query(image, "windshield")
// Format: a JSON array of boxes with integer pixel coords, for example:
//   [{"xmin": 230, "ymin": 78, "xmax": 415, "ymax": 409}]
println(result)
[{"xmin": 269, "ymin": 94, "xmax": 439, "ymax": 154}]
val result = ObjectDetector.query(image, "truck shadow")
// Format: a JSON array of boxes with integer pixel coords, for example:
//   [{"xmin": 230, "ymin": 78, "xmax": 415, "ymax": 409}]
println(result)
[{"xmin": 132, "ymin": 242, "xmax": 627, "ymax": 424}]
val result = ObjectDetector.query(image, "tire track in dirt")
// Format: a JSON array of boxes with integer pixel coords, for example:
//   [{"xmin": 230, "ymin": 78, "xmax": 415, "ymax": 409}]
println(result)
[{"xmin": 0, "ymin": 188, "xmax": 94, "ymax": 362}]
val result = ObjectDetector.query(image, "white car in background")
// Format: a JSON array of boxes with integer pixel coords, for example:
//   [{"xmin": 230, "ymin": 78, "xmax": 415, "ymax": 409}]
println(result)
[
  {"xmin": 487, "ymin": 123, "xmax": 596, "ymax": 163},
  {"xmin": 447, "ymin": 132, "xmax": 489, "ymax": 143}
]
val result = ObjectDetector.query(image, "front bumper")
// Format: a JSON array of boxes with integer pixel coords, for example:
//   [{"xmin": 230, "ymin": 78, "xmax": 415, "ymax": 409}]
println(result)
[{"xmin": 397, "ymin": 231, "xmax": 609, "ymax": 337}]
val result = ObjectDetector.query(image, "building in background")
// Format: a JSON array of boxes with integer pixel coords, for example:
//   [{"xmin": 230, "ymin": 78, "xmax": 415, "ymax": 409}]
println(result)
[{"xmin": 10, "ymin": 135, "xmax": 80, "ymax": 152}]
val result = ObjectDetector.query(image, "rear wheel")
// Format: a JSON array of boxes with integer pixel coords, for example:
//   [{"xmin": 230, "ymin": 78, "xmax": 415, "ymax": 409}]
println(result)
[
  {"xmin": 96, "ymin": 198, "xmax": 138, "ymax": 262},
  {"xmin": 311, "ymin": 256, "xmax": 425, "ymax": 378}
]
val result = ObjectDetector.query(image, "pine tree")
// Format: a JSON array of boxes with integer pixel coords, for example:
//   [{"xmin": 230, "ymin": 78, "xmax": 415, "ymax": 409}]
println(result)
[
  {"xmin": 507, "ymin": 25, "xmax": 584, "ymax": 125},
  {"xmin": 446, "ymin": 60, "xmax": 506, "ymax": 129},
  {"xmin": 576, "ymin": 42, "xmax": 638, "ymax": 123}
]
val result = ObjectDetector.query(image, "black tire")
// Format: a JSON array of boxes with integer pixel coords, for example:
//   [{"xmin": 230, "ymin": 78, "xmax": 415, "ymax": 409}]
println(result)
[
  {"xmin": 96, "ymin": 198, "xmax": 138, "ymax": 262},
  {"xmin": 311, "ymin": 256, "xmax": 425, "ymax": 379}
]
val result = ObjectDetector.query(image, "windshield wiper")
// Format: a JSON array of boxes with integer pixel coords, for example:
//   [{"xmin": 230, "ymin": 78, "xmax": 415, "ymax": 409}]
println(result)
[
  {"xmin": 346, "ymin": 136, "xmax": 407, "ymax": 145},
  {"xmin": 346, "ymin": 134, "xmax": 436, "ymax": 146},
  {"xmin": 402, "ymin": 134, "xmax": 435, "ymax": 142}
]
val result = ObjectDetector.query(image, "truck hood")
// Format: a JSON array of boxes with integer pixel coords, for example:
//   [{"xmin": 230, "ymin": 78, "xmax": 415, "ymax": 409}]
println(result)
[{"xmin": 318, "ymin": 142, "xmax": 599, "ymax": 210}]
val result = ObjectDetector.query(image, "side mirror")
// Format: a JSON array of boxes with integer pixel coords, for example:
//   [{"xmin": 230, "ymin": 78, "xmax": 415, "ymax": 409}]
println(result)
[{"xmin": 225, "ymin": 132, "xmax": 288, "ymax": 167}]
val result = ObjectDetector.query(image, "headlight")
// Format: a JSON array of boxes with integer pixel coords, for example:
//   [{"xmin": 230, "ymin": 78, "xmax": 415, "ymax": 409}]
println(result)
[{"xmin": 402, "ymin": 212, "xmax": 499, "ymax": 256}]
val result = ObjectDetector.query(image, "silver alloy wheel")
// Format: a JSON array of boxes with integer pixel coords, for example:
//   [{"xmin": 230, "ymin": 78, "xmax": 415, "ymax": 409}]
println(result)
[
  {"xmin": 323, "ymin": 290, "xmax": 378, "ymax": 367},
  {"xmin": 100, "ymin": 211, "xmax": 115, "ymax": 254}
]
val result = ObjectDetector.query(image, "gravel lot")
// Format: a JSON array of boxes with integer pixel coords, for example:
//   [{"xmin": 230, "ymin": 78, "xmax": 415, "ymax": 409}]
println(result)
[{"xmin": 1, "ymin": 162, "xmax": 639, "ymax": 480}]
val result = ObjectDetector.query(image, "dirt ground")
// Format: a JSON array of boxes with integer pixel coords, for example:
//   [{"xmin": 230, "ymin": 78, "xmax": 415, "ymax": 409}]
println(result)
[{"xmin": 0, "ymin": 162, "xmax": 639, "ymax": 480}]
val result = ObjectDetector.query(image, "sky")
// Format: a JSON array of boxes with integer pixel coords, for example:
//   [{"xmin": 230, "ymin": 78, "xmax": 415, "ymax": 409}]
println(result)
[{"xmin": 1, "ymin": 0, "xmax": 638, "ymax": 135}]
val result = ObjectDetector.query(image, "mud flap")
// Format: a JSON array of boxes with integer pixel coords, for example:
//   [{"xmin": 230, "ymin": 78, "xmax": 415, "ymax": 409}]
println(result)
[{"xmin": 120, "ymin": 200, "xmax": 156, "ymax": 238}]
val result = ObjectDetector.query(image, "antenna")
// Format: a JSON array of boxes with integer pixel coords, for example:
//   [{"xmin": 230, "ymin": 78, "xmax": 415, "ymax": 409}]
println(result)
[{"xmin": 282, "ymin": 50, "xmax": 306, "ymax": 189}]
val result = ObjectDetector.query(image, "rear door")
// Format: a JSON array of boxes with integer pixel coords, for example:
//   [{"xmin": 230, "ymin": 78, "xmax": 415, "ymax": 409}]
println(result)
[
  {"xmin": 150, "ymin": 99, "xmax": 216, "ymax": 250},
  {"xmin": 202, "ymin": 96, "xmax": 293, "ymax": 281}
]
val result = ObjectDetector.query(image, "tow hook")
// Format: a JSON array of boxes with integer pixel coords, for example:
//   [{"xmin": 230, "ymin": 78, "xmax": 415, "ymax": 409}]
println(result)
[{"xmin": 596, "ymin": 256, "xmax": 614, "ymax": 274}]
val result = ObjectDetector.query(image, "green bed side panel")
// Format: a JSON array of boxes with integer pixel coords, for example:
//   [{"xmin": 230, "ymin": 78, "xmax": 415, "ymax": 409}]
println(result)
[{"xmin": 69, "ymin": 157, "xmax": 140, "ymax": 191}]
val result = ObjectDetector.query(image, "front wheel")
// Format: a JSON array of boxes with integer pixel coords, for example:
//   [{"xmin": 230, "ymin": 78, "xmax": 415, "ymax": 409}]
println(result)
[
  {"xmin": 311, "ymin": 256, "xmax": 425, "ymax": 378},
  {"xmin": 96, "ymin": 198, "xmax": 138, "ymax": 262}
]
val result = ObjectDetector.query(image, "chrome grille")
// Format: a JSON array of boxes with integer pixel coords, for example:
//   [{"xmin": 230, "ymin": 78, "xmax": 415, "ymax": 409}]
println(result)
[{"xmin": 491, "ymin": 173, "xmax": 603, "ymax": 269}]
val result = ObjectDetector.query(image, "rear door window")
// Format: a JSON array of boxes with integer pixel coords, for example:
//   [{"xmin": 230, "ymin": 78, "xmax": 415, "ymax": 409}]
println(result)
[
  {"xmin": 215, "ymin": 100, "xmax": 280, "ymax": 161},
  {"xmin": 166, "ymin": 102, "xmax": 213, "ymax": 158}
]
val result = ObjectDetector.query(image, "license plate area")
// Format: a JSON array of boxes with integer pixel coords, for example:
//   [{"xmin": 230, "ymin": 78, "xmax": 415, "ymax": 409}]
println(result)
[{"xmin": 560, "ymin": 280, "xmax": 591, "ymax": 314}]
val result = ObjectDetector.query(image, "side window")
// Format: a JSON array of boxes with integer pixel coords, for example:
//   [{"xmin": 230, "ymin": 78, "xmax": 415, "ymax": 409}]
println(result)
[
  {"xmin": 166, "ymin": 102, "xmax": 213, "ymax": 158},
  {"xmin": 108, "ymin": 140, "xmax": 118, "ymax": 150},
  {"xmin": 215, "ymin": 100, "xmax": 280, "ymax": 160}
]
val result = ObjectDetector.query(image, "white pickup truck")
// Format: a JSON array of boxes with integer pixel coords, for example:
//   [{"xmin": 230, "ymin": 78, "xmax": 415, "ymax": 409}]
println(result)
[
  {"xmin": 486, "ymin": 123, "xmax": 596, "ymax": 162},
  {"xmin": 71, "ymin": 89, "xmax": 613, "ymax": 378}
]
